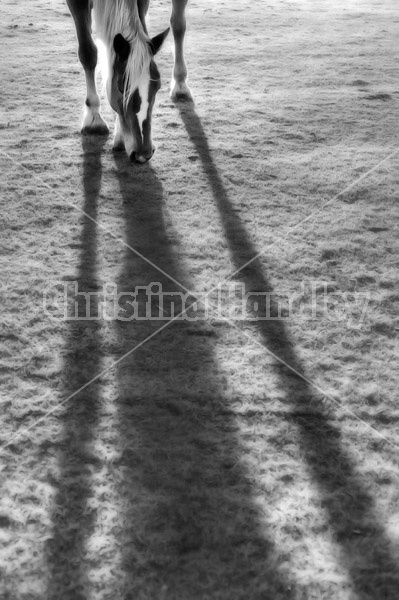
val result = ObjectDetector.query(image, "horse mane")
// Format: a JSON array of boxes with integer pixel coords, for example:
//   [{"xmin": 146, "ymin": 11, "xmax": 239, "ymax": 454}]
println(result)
[{"xmin": 93, "ymin": 0, "xmax": 151, "ymax": 107}]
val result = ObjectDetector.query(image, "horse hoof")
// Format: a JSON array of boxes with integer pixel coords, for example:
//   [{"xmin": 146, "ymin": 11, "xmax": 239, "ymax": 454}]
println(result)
[
  {"xmin": 81, "ymin": 113, "xmax": 109, "ymax": 136},
  {"xmin": 171, "ymin": 93, "xmax": 193, "ymax": 103},
  {"xmin": 170, "ymin": 82, "xmax": 193, "ymax": 103},
  {"xmin": 81, "ymin": 123, "xmax": 109, "ymax": 136}
]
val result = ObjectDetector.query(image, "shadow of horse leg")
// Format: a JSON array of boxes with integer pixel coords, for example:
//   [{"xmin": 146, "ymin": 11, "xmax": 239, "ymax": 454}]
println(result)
[
  {"xmin": 175, "ymin": 102, "xmax": 399, "ymax": 600},
  {"xmin": 111, "ymin": 153, "xmax": 294, "ymax": 598},
  {"xmin": 46, "ymin": 135, "xmax": 106, "ymax": 598}
]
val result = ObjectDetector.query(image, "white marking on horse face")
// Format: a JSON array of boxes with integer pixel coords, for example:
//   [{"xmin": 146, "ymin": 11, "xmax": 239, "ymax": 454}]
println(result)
[
  {"xmin": 112, "ymin": 115, "xmax": 124, "ymax": 150},
  {"xmin": 137, "ymin": 77, "xmax": 150, "ymax": 131},
  {"xmin": 121, "ymin": 124, "xmax": 137, "ymax": 157},
  {"xmin": 113, "ymin": 112, "xmax": 137, "ymax": 157},
  {"xmin": 108, "ymin": 57, "xmax": 160, "ymax": 161}
]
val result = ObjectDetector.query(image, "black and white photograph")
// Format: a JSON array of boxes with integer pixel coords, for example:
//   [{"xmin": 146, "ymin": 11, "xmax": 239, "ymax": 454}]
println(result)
[{"xmin": 1, "ymin": 0, "xmax": 399, "ymax": 598}]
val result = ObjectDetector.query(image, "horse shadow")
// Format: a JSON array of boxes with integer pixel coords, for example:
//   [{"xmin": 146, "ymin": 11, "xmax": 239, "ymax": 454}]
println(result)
[
  {"xmin": 47, "ymin": 139, "xmax": 295, "ymax": 598},
  {"xmin": 175, "ymin": 101, "xmax": 398, "ymax": 599},
  {"xmin": 111, "ymin": 153, "xmax": 295, "ymax": 598},
  {"xmin": 47, "ymin": 106, "xmax": 398, "ymax": 598},
  {"xmin": 46, "ymin": 135, "xmax": 107, "ymax": 599}
]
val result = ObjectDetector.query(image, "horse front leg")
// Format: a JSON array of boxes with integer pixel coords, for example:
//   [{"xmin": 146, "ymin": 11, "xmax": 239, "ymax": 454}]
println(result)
[
  {"xmin": 67, "ymin": 0, "xmax": 109, "ymax": 134},
  {"xmin": 170, "ymin": 0, "xmax": 192, "ymax": 100}
]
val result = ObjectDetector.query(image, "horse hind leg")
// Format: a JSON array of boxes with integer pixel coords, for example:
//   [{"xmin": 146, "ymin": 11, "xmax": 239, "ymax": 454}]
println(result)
[
  {"xmin": 170, "ymin": 0, "xmax": 192, "ymax": 100},
  {"xmin": 67, "ymin": 0, "xmax": 109, "ymax": 135}
]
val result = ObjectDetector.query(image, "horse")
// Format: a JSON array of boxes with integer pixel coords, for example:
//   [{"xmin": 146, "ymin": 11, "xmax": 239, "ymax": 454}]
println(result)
[{"xmin": 67, "ymin": 0, "xmax": 191, "ymax": 163}]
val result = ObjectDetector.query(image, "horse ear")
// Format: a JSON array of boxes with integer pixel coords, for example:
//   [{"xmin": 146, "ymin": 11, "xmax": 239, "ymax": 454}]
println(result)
[
  {"xmin": 149, "ymin": 27, "xmax": 170, "ymax": 55},
  {"xmin": 114, "ymin": 33, "xmax": 130, "ymax": 62}
]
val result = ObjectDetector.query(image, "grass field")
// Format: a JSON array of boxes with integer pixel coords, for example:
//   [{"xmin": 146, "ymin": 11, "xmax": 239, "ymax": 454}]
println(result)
[{"xmin": 1, "ymin": 0, "xmax": 399, "ymax": 598}]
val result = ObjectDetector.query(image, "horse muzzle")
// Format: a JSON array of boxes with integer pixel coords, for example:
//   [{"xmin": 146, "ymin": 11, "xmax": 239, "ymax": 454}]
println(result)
[{"xmin": 130, "ymin": 146, "xmax": 155, "ymax": 164}]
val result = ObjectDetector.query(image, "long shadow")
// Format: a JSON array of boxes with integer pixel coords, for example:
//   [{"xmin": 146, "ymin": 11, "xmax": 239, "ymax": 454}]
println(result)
[
  {"xmin": 112, "ymin": 154, "xmax": 295, "ymax": 599},
  {"xmin": 175, "ymin": 103, "xmax": 399, "ymax": 598},
  {"xmin": 47, "ymin": 135, "xmax": 106, "ymax": 599}
]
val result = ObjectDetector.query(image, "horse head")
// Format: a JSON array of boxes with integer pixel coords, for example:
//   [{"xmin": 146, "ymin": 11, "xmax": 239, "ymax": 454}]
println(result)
[{"xmin": 109, "ymin": 29, "xmax": 169, "ymax": 163}]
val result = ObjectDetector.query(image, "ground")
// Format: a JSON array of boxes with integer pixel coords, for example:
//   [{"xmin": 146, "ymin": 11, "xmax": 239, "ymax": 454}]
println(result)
[{"xmin": 1, "ymin": 0, "xmax": 399, "ymax": 599}]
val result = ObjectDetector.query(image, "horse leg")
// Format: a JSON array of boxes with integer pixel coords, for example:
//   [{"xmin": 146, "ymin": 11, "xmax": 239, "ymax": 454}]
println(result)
[
  {"xmin": 67, "ymin": 0, "xmax": 109, "ymax": 134},
  {"xmin": 170, "ymin": 0, "xmax": 192, "ymax": 100}
]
